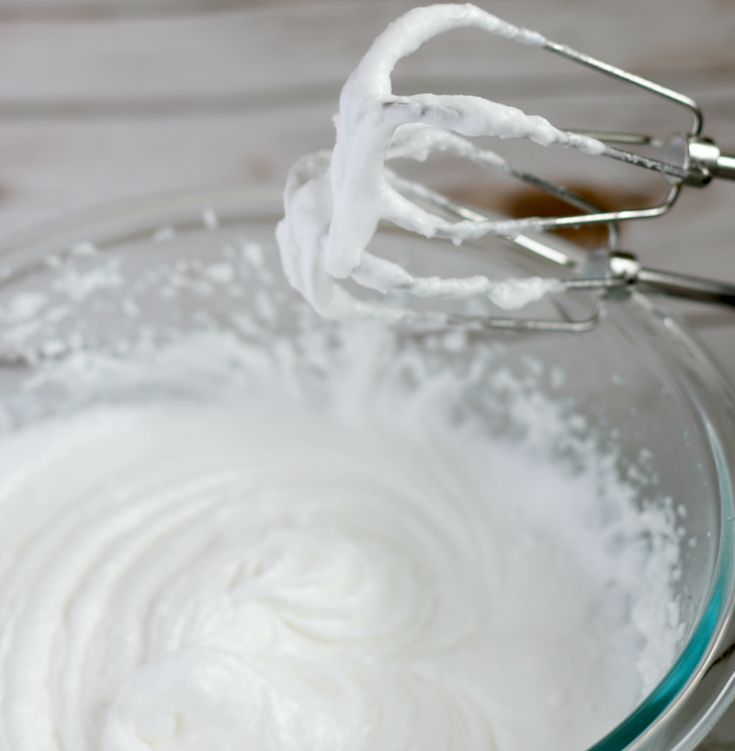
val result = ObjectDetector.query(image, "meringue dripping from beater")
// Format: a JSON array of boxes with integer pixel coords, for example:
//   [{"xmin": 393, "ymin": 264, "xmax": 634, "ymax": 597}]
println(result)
[{"xmin": 276, "ymin": 3, "xmax": 604, "ymax": 324}]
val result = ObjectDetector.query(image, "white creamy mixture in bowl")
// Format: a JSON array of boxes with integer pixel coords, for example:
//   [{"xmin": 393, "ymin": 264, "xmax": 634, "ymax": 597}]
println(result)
[{"xmin": 0, "ymin": 189, "xmax": 733, "ymax": 750}]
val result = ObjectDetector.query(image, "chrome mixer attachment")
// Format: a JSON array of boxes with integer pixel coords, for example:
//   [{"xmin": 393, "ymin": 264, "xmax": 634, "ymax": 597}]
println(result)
[{"xmin": 391, "ymin": 36, "xmax": 735, "ymax": 332}]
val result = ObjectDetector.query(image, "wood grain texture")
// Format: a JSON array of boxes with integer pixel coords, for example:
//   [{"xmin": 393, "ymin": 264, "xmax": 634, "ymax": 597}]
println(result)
[{"xmin": 0, "ymin": 5, "xmax": 733, "ymax": 742}]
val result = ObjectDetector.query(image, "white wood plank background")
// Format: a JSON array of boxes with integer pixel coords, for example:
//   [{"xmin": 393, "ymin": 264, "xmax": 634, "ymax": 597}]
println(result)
[{"xmin": 0, "ymin": 1, "xmax": 733, "ymax": 745}]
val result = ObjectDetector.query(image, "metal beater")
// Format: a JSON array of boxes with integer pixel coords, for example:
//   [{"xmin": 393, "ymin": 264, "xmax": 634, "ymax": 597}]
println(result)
[{"xmin": 390, "ymin": 37, "xmax": 735, "ymax": 331}]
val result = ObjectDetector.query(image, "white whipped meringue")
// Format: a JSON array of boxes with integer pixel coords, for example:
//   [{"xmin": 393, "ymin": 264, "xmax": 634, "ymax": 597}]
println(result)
[
  {"xmin": 0, "ymin": 327, "xmax": 683, "ymax": 751},
  {"xmin": 276, "ymin": 3, "xmax": 604, "ymax": 322}
]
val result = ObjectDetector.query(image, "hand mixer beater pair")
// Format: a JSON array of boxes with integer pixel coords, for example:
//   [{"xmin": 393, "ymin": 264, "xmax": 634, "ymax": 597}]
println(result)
[
  {"xmin": 420, "ymin": 32, "xmax": 735, "ymax": 330},
  {"xmin": 420, "ymin": 16, "xmax": 735, "ymax": 331},
  {"xmin": 281, "ymin": 4, "xmax": 735, "ymax": 331}
]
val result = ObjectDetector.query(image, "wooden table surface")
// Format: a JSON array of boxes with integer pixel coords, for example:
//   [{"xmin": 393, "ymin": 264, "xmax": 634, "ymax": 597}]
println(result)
[{"xmin": 0, "ymin": 1, "xmax": 733, "ymax": 746}]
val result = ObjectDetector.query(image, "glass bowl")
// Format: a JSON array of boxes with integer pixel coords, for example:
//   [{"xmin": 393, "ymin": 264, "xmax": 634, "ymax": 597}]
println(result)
[{"xmin": 0, "ymin": 187, "xmax": 734, "ymax": 750}]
